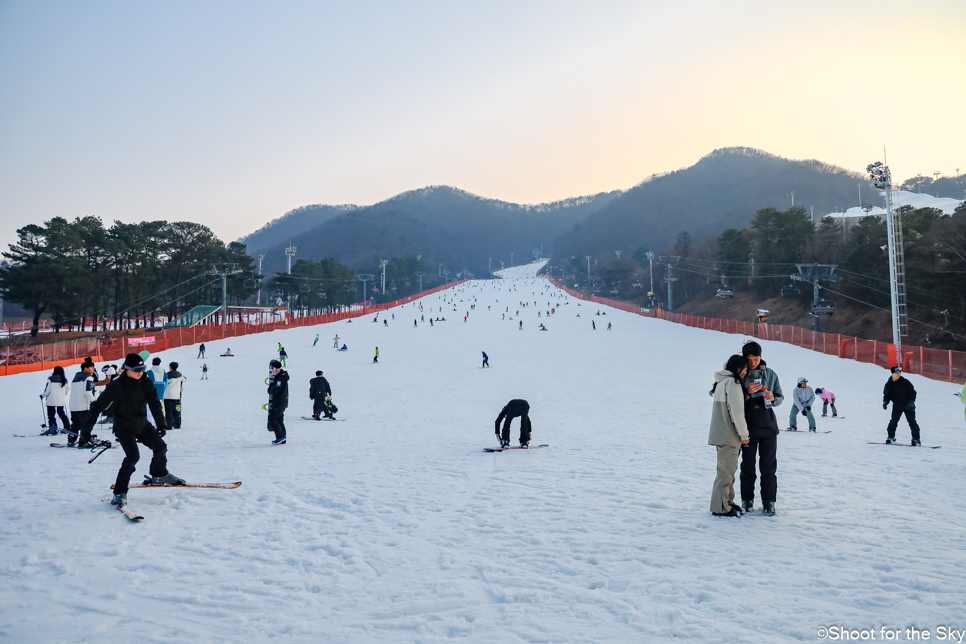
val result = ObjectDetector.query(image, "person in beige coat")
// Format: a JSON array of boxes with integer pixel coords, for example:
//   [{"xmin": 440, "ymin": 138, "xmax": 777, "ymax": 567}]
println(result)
[{"xmin": 708, "ymin": 355, "xmax": 750, "ymax": 517}]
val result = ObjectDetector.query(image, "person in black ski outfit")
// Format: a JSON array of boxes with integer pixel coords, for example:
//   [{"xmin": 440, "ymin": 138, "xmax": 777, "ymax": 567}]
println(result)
[
  {"xmin": 883, "ymin": 366, "xmax": 921, "ymax": 445},
  {"xmin": 495, "ymin": 399, "xmax": 531, "ymax": 448},
  {"xmin": 309, "ymin": 371, "xmax": 332, "ymax": 419},
  {"xmin": 267, "ymin": 360, "xmax": 289, "ymax": 444},
  {"xmin": 739, "ymin": 341, "xmax": 784, "ymax": 516},
  {"xmin": 80, "ymin": 353, "xmax": 184, "ymax": 508},
  {"xmin": 482, "ymin": 351, "xmax": 489, "ymax": 368}
]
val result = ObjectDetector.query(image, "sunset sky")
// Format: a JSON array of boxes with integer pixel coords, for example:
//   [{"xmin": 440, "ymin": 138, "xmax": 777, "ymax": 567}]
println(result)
[{"xmin": 1, "ymin": 1, "xmax": 963, "ymax": 251}]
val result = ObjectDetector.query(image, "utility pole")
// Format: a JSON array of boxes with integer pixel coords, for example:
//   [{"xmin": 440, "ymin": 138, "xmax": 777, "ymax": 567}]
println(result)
[
  {"xmin": 790, "ymin": 191, "xmax": 795, "ymax": 207},
  {"xmin": 791, "ymin": 264, "xmax": 841, "ymax": 332},
  {"xmin": 868, "ymin": 159, "xmax": 907, "ymax": 356},
  {"xmin": 210, "ymin": 263, "xmax": 242, "ymax": 329},
  {"xmin": 585, "ymin": 256, "xmax": 591, "ymax": 282},
  {"xmin": 256, "ymin": 254, "xmax": 265, "ymax": 305},
  {"xmin": 285, "ymin": 243, "xmax": 297, "ymax": 274},
  {"xmin": 658, "ymin": 256, "xmax": 681, "ymax": 311},
  {"xmin": 380, "ymin": 259, "xmax": 388, "ymax": 297},
  {"xmin": 857, "ymin": 183, "xmax": 862, "ymax": 209},
  {"xmin": 488, "ymin": 258, "xmax": 492, "ymax": 274},
  {"xmin": 357, "ymin": 274, "xmax": 374, "ymax": 309},
  {"xmin": 748, "ymin": 252, "xmax": 755, "ymax": 286},
  {"xmin": 416, "ymin": 273, "xmax": 424, "ymax": 291}
]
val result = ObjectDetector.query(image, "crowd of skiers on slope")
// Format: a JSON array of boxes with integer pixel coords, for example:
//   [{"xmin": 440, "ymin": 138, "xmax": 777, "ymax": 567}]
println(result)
[{"xmin": 707, "ymin": 340, "xmax": 927, "ymax": 519}]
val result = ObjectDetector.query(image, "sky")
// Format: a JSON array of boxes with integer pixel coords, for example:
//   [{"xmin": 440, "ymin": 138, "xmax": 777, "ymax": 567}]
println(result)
[{"xmin": 1, "ymin": 0, "xmax": 964, "ymax": 252}]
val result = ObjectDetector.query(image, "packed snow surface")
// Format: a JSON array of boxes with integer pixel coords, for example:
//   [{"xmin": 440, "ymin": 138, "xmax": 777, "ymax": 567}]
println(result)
[{"xmin": 1, "ymin": 261, "xmax": 965, "ymax": 643}]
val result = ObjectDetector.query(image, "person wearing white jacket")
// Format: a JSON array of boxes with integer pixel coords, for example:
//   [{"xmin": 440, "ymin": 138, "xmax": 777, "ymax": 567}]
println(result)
[
  {"xmin": 41, "ymin": 366, "xmax": 71, "ymax": 435},
  {"xmin": 708, "ymin": 355, "xmax": 751, "ymax": 517},
  {"xmin": 68, "ymin": 360, "xmax": 99, "ymax": 446},
  {"xmin": 163, "ymin": 362, "xmax": 186, "ymax": 429}
]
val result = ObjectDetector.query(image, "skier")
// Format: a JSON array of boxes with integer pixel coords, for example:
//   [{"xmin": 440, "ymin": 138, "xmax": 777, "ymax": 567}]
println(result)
[
  {"xmin": 313, "ymin": 334, "xmax": 319, "ymax": 347},
  {"xmin": 309, "ymin": 370, "xmax": 333, "ymax": 419},
  {"xmin": 79, "ymin": 352, "xmax": 184, "ymax": 509},
  {"xmin": 40, "ymin": 366, "xmax": 71, "ymax": 436},
  {"xmin": 788, "ymin": 378, "xmax": 817, "ymax": 431},
  {"xmin": 709, "ymin": 355, "xmax": 750, "ymax": 517},
  {"xmin": 607, "ymin": 322, "xmax": 612, "ymax": 330},
  {"xmin": 67, "ymin": 359, "xmax": 99, "ymax": 446},
  {"xmin": 267, "ymin": 360, "xmax": 289, "ymax": 445},
  {"xmin": 384, "ymin": 319, "xmax": 388, "ymax": 327},
  {"xmin": 201, "ymin": 364, "xmax": 208, "ymax": 380},
  {"xmin": 814, "ymin": 387, "xmax": 837, "ymax": 417},
  {"xmin": 482, "ymin": 351, "xmax": 489, "ymax": 368},
  {"xmin": 197, "ymin": 343, "xmax": 206, "ymax": 359},
  {"xmin": 147, "ymin": 357, "xmax": 167, "ymax": 400},
  {"xmin": 332, "ymin": 334, "xmax": 340, "ymax": 348},
  {"xmin": 883, "ymin": 366, "xmax": 921, "ymax": 445},
  {"xmin": 373, "ymin": 347, "xmax": 379, "ymax": 363},
  {"xmin": 163, "ymin": 362, "xmax": 185, "ymax": 430},
  {"xmin": 519, "ymin": 320, "xmax": 523, "ymax": 330},
  {"xmin": 494, "ymin": 399, "xmax": 531, "ymax": 448},
  {"xmin": 592, "ymin": 321, "xmax": 596, "ymax": 330},
  {"xmin": 739, "ymin": 341, "xmax": 783, "ymax": 516},
  {"xmin": 430, "ymin": 319, "xmax": 434, "ymax": 327},
  {"xmin": 414, "ymin": 319, "xmax": 418, "ymax": 327}
]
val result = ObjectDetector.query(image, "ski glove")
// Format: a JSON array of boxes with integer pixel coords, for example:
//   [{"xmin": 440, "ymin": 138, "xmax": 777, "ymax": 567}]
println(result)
[
  {"xmin": 883, "ymin": 402, "xmax": 888, "ymax": 410},
  {"xmin": 805, "ymin": 406, "xmax": 811, "ymax": 412},
  {"xmin": 801, "ymin": 410, "xmax": 807, "ymax": 417}
]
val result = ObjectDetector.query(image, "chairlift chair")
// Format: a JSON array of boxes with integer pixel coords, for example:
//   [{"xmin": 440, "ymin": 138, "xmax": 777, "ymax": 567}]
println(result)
[
  {"xmin": 926, "ymin": 309, "xmax": 955, "ymax": 344},
  {"xmin": 715, "ymin": 288, "xmax": 734, "ymax": 299},
  {"xmin": 632, "ymin": 280, "xmax": 643, "ymax": 289},
  {"xmin": 811, "ymin": 298, "xmax": 836, "ymax": 316},
  {"xmin": 299, "ymin": 283, "xmax": 310, "ymax": 292},
  {"xmin": 610, "ymin": 287, "xmax": 619, "ymax": 295}
]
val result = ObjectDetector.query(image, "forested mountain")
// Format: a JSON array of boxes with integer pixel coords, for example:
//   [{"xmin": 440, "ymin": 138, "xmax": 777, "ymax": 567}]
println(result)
[
  {"xmin": 238, "ymin": 203, "xmax": 361, "ymax": 254},
  {"xmin": 249, "ymin": 187, "xmax": 621, "ymax": 277},
  {"xmin": 553, "ymin": 147, "xmax": 879, "ymax": 260}
]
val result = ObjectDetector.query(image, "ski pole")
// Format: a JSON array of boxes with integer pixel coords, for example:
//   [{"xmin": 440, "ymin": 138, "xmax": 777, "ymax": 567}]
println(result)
[{"xmin": 39, "ymin": 395, "xmax": 47, "ymax": 429}]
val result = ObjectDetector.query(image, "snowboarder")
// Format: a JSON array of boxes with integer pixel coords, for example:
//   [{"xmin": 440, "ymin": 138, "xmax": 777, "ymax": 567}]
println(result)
[
  {"xmin": 147, "ymin": 357, "xmax": 167, "ymax": 400},
  {"xmin": 788, "ymin": 377, "xmax": 817, "ymax": 431},
  {"xmin": 339, "ymin": 344, "xmax": 348, "ymax": 351},
  {"xmin": 67, "ymin": 359, "xmax": 100, "ymax": 446},
  {"xmin": 309, "ymin": 371, "xmax": 333, "ymax": 419},
  {"xmin": 592, "ymin": 321, "xmax": 596, "ymax": 330},
  {"xmin": 607, "ymin": 322, "xmax": 612, "ymax": 330},
  {"xmin": 373, "ymin": 347, "xmax": 379, "ymax": 363},
  {"xmin": 739, "ymin": 341, "xmax": 783, "ymax": 516},
  {"xmin": 883, "ymin": 366, "xmax": 921, "ymax": 445},
  {"xmin": 220, "ymin": 348, "xmax": 233, "ymax": 357},
  {"xmin": 278, "ymin": 344, "xmax": 288, "ymax": 367},
  {"xmin": 815, "ymin": 387, "xmax": 837, "ymax": 417},
  {"xmin": 163, "ymin": 362, "xmax": 185, "ymax": 429},
  {"xmin": 414, "ymin": 319, "xmax": 418, "ymax": 327},
  {"xmin": 267, "ymin": 360, "xmax": 289, "ymax": 445},
  {"xmin": 708, "ymin": 354, "xmax": 750, "ymax": 517},
  {"xmin": 518, "ymin": 320, "xmax": 523, "ymax": 330},
  {"xmin": 332, "ymin": 334, "xmax": 340, "ymax": 348},
  {"xmin": 482, "ymin": 351, "xmax": 489, "ymax": 368},
  {"xmin": 384, "ymin": 319, "xmax": 388, "ymax": 327},
  {"xmin": 197, "ymin": 343, "xmax": 206, "ymax": 359},
  {"xmin": 40, "ymin": 366, "xmax": 71, "ymax": 436},
  {"xmin": 79, "ymin": 352, "xmax": 184, "ymax": 509},
  {"xmin": 201, "ymin": 364, "xmax": 208, "ymax": 380},
  {"xmin": 313, "ymin": 334, "xmax": 319, "ymax": 347},
  {"xmin": 495, "ymin": 399, "xmax": 531, "ymax": 448}
]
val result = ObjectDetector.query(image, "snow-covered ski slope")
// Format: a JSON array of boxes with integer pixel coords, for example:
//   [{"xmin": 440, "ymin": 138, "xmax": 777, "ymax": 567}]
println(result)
[{"xmin": 2, "ymin": 260, "xmax": 965, "ymax": 642}]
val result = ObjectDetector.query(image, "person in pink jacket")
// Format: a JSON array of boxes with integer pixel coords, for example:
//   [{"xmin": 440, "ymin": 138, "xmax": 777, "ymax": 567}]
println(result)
[{"xmin": 814, "ymin": 388, "xmax": 837, "ymax": 417}]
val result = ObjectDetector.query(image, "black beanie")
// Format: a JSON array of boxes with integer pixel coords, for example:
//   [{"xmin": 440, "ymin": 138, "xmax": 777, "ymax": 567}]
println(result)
[
  {"xmin": 270, "ymin": 360, "xmax": 282, "ymax": 369},
  {"xmin": 122, "ymin": 353, "xmax": 146, "ymax": 372}
]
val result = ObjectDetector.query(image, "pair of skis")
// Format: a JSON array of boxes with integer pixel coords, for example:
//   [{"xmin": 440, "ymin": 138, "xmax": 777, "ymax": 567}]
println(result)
[{"xmin": 106, "ymin": 478, "xmax": 243, "ymax": 521}]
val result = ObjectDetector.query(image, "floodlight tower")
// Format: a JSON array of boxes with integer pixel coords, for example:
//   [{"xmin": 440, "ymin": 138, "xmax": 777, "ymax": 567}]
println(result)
[
  {"xmin": 867, "ymin": 159, "xmax": 907, "ymax": 356},
  {"xmin": 285, "ymin": 243, "xmax": 297, "ymax": 274},
  {"xmin": 645, "ymin": 251, "xmax": 655, "ymax": 295},
  {"xmin": 380, "ymin": 260, "xmax": 389, "ymax": 296},
  {"xmin": 256, "ymin": 254, "xmax": 265, "ymax": 305}
]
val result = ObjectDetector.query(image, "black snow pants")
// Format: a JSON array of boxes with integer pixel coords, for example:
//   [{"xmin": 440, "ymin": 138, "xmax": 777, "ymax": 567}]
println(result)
[
  {"xmin": 740, "ymin": 434, "xmax": 777, "ymax": 504},
  {"xmin": 268, "ymin": 407, "xmax": 287, "ymax": 440},
  {"xmin": 887, "ymin": 406, "xmax": 920, "ymax": 441},
  {"xmin": 69, "ymin": 411, "xmax": 89, "ymax": 444},
  {"xmin": 115, "ymin": 423, "xmax": 168, "ymax": 495},
  {"xmin": 47, "ymin": 406, "xmax": 71, "ymax": 431},
  {"xmin": 164, "ymin": 399, "xmax": 181, "ymax": 429},
  {"xmin": 500, "ymin": 413, "xmax": 531, "ymax": 445}
]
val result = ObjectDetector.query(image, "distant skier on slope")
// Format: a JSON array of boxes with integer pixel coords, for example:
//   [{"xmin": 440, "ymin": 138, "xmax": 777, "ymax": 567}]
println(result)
[
  {"xmin": 482, "ymin": 351, "xmax": 489, "ymax": 368},
  {"xmin": 495, "ymin": 399, "xmax": 531, "ymax": 449},
  {"xmin": 814, "ymin": 388, "xmax": 837, "ymax": 417},
  {"xmin": 373, "ymin": 347, "xmax": 379, "ymax": 363},
  {"xmin": 164, "ymin": 362, "xmax": 185, "ymax": 430},
  {"xmin": 313, "ymin": 334, "xmax": 319, "ymax": 347},
  {"xmin": 309, "ymin": 371, "xmax": 333, "ymax": 420},
  {"xmin": 79, "ymin": 352, "xmax": 184, "ymax": 509},
  {"xmin": 267, "ymin": 360, "xmax": 289, "ymax": 445},
  {"xmin": 788, "ymin": 378, "xmax": 816, "ymax": 432},
  {"xmin": 883, "ymin": 366, "xmax": 921, "ymax": 446}
]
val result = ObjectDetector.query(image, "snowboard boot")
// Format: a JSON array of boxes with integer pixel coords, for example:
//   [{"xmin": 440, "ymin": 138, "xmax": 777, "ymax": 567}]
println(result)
[
  {"xmin": 500, "ymin": 438, "xmax": 510, "ymax": 449},
  {"xmin": 111, "ymin": 493, "xmax": 127, "ymax": 508},
  {"xmin": 312, "ymin": 413, "xmax": 320, "ymax": 420},
  {"xmin": 885, "ymin": 436, "xmax": 896, "ymax": 444},
  {"xmin": 272, "ymin": 437, "xmax": 287, "ymax": 445},
  {"xmin": 763, "ymin": 501, "xmax": 776, "ymax": 516},
  {"xmin": 148, "ymin": 473, "xmax": 187, "ymax": 486},
  {"xmin": 911, "ymin": 438, "xmax": 921, "ymax": 446},
  {"xmin": 41, "ymin": 428, "xmax": 59, "ymax": 436},
  {"xmin": 520, "ymin": 441, "xmax": 529, "ymax": 449},
  {"xmin": 742, "ymin": 499, "xmax": 754, "ymax": 513},
  {"xmin": 809, "ymin": 428, "xmax": 816, "ymax": 432},
  {"xmin": 730, "ymin": 502, "xmax": 745, "ymax": 515},
  {"xmin": 712, "ymin": 507, "xmax": 741, "ymax": 517},
  {"xmin": 821, "ymin": 413, "xmax": 827, "ymax": 417}
]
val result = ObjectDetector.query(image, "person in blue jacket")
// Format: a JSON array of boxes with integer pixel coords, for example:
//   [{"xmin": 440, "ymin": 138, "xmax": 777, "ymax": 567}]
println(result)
[
  {"xmin": 788, "ymin": 377, "xmax": 817, "ymax": 431},
  {"xmin": 147, "ymin": 357, "xmax": 168, "ymax": 400}
]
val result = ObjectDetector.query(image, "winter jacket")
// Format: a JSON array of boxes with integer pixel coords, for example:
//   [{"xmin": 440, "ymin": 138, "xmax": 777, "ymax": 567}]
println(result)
[
  {"xmin": 817, "ymin": 389, "xmax": 835, "ymax": 403},
  {"xmin": 791, "ymin": 385, "xmax": 815, "ymax": 410},
  {"xmin": 495, "ymin": 399, "xmax": 529, "ymax": 432},
  {"xmin": 147, "ymin": 365, "xmax": 167, "ymax": 399},
  {"xmin": 163, "ymin": 370, "xmax": 185, "ymax": 400},
  {"xmin": 742, "ymin": 359, "xmax": 784, "ymax": 437},
  {"xmin": 708, "ymin": 370, "xmax": 749, "ymax": 447},
  {"xmin": 309, "ymin": 376, "xmax": 331, "ymax": 400},
  {"xmin": 268, "ymin": 370, "xmax": 290, "ymax": 412},
  {"xmin": 68, "ymin": 371, "xmax": 96, "ymax": 412},
  {"xmin": 883, "ymin": 376, "xmax": 916, "ymax": 410},
  {"xmin": 83, "ymin": 372, "xmax": 167, "ymax": 437},
  {"xmin": 42, "ymin": 377, "xmax": 70, "ymax": 407}
]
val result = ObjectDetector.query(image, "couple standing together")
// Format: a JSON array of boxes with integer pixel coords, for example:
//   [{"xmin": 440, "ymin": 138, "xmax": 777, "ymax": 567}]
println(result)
[{"xmin": 708, "ymin": 341, "xmax": 783, "ymax": 517}]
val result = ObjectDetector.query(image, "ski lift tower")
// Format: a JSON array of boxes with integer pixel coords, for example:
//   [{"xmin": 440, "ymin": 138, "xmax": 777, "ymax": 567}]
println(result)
[
  {"xmin": 285, "ymin": 243, "xmax": 297, "ymax": 274},
  {"xmin": 658, "ymin": 256, "xmax": 681, "ymax": 312},
  {"xmin": 209, "ymin": 263, "xmax": 243, "ymax": 329},
  {"xmin": 791, "ymin": 264, "xmax": 842, "ymax": 332},
  {"xmin": 867, "ymin": 160, "xmax": 908, "ymax": 356},
  {"xmin": 380, "ymin": 260, "xmax": 389, "ymax": 297},
  {"xmin": 357, "ymin": 274, "xmax": 374, "ymax": 308},
  {"xmin": 256, "ymin": 254, "xmax": 265, "ymax": 306}
]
